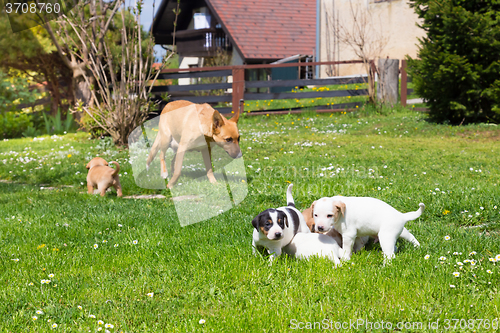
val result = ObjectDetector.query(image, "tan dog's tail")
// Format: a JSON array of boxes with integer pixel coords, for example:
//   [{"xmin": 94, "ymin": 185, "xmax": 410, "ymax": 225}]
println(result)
[
  {"xmin": 110, "ymin": 161, "xmax": 120, "ymax": 177},
  {"xmin": 146, "ymin": 132, "xmax": 162, "ymax": 170}
]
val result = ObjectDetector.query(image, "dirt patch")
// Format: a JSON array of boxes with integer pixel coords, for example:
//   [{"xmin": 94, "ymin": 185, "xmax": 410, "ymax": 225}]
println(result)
[
  {"xmin": 124, "ymin": 194, "xmax": 167, "ymax": 199},
  {"xmin": 455, "ymin": 129, "xmax": 500, "ymax": 141}
]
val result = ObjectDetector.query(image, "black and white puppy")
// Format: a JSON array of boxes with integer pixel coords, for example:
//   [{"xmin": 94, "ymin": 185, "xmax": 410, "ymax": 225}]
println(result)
[{"xmin": 251, "ymin": 184, "xmax": 310, "ymax": 261}]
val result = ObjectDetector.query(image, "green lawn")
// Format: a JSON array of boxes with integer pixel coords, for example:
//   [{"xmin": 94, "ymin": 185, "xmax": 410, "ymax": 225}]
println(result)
[{"xmin": 1, "ymin": 107, "xmax": 499, "ymax": 332}]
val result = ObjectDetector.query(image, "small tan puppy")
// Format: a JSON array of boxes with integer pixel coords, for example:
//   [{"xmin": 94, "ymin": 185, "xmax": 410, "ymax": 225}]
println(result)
[
  {"xmin": 146, "ymin": 100, "xmax": 242, "ymax": 188},
  {"xmin": 86, "ymin": 157, "xmax": 122, "ymax": 197},
  {"xmin": 302, "ymin": 203, "xmax": 370, "ymax": 253}
]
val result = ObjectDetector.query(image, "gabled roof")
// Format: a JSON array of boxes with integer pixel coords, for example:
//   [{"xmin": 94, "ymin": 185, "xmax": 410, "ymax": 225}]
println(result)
[
  {"xmin": 151, "ymin": 0, "xmax": 316, "ymax": 62},
  {"xmin": 206, "ymin": 0, "xmax": 316, "ymax": 61}
]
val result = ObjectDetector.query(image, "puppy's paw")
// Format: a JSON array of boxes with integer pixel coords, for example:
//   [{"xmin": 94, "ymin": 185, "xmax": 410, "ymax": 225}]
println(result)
[{"xmin": 161, "ymin": 171, "xmax": 169, "ymax": 179}]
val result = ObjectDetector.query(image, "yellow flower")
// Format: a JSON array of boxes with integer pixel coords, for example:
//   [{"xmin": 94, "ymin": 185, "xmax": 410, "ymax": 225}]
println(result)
[
  {"xmin": 37, "ymin": 244, "xmax": 46, "ymax": 250},
  {"xmin": 67, "ymin": 154, "xmax": 72, "ymax": 158},
  {"xmin": 443, "ymin": 210, "xmax": 451, "ymax": 215}
]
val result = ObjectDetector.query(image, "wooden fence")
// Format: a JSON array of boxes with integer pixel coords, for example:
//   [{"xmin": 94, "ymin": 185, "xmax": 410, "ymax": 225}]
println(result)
[
  {"xmin": 150, "ymin": 60, "xmax": 374, "ymax": 116},
  {"xmin": 12, "ymin": 60, "xmax": 415, "ymax": 114}
]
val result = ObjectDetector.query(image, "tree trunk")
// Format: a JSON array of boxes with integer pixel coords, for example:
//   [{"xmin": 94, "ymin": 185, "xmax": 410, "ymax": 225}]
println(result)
[
  {"xmin": 377, "ymin": 59, "xmax": 400, "ymax": 106},
  {"xmin": 74, "ymin": 76, "xmax": 92, "ymax": 106}
]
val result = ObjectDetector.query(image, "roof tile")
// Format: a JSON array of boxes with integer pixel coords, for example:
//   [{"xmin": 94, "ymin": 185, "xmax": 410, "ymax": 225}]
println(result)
[{"xmin": 208, "ymin": 0, "xmax": 316, "ymax": 60}]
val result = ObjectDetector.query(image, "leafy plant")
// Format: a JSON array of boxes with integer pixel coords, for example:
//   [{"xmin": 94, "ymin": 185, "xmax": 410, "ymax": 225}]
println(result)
[
  {"xmin": 407, "ymin": 0, "xmax": 500, "ymax": 124},
  {"xmin": 42, "ymin": 109, "xmax": 76, "ymax": 135},
  {"xmin": 0, "ymin": 111, "xmax": 34, "ymax": 139},
  {"xmin": 21, "ymin": 126, "xmax": 42, "ymax": 138},
  {"xmin": 0, "ymin": 70, "xmax": 38, "ymax": 113}
]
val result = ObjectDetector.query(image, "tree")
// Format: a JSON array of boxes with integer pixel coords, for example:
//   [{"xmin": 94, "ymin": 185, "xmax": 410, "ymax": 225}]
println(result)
[
  {"xmin": 325, "ymin": 0, "xmax": 388, "ymax": 103},
  {"xmin": 407, "ymin": 0, "xmax": 500, "ymax": 124},
  {"xmin": 0, "ymin": 20, "xmax": 73, "ymax": 115},
  {"xmin": 43, "ymin": 0, "xmax": 177, "ymax": 145},
  {"xmin": 41, "ymin": 0, "xmax": 124, "ymax": 108}
]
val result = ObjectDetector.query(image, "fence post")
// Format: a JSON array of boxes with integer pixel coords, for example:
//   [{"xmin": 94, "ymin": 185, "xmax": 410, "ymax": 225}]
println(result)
[
  {"xmin": 400, "ymin": 59, "xmax": 407, "ymax": 107},
  {"xmin": 232, "ymin": 67, "xmax": 245, "ymax": 111},
  {"xmin": 377, "ymin": 58, "xmax": 400, "ymax": 106}
]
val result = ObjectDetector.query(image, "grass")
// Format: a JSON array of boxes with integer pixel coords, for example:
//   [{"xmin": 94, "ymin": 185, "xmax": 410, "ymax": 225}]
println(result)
[{"xmin": 1, "ymin": 107, "xmax": 500, "ymax": 332}]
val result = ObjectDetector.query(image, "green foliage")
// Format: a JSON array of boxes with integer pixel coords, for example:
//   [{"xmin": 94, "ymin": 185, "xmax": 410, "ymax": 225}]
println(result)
[
  {"xmin": 407, "ymin": 0, "xmax": 500, "ymax": 124},
  {"xmin": 0, "ymin": 70, "xmax": 38, "ymax": 113},
  {"xmin": 42, "ymin": 109, "xmax": 76, "ymax": 135},
  {"xmin": 0, "ymin": 112, "xmax": 34, "ymax": 139},
  {"xmin": 22, "ymin": 126, "xmax": 42, "ymax": 138}
]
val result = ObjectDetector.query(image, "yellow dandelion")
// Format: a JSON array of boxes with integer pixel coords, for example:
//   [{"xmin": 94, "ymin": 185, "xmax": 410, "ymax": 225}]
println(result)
[
  {"xmin": 443, "ymin": 210, "xmax": 451, "ymax": 215},
  {"xmin": 67, "ymin": 154, "xmax": 72, "ymax": 158}
]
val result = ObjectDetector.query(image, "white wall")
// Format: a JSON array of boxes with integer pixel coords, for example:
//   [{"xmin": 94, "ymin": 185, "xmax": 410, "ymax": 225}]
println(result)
[{"xmin": 319, "ymin": 0, "xmax": 425, "ymax": 76}]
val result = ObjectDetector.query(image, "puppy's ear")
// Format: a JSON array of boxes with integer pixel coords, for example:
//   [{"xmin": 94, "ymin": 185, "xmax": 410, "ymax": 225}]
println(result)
[
  {"xmin": 283, "ymin": 215, "xmax": 289, "ymax": 228},
  {"xmin": 251, "ymin": 214, "xmax": 261, "ymax": 230},
  {"xmin": 333, "ymin": 201, "xmax": 346, "ymax": 219},
  {"xmin": 86, "ymin": 162, "xmax": 91, "ymax": 169},
  {"xmin": 310, "ymin": 201, "xmax": 316, "ymax": 218},
  {"xmin": 212, "ymin": 110, "xmax": 224, "ymax": 131}
]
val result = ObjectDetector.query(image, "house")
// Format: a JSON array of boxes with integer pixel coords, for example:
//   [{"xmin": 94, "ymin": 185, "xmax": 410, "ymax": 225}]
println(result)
[
  {"xmin": 318, "ymin": 0, "xmax": 425, "ymax": 77},
  {"xmin": 151, "ymin": 0, "xmax": 316, "ymax": 84}
]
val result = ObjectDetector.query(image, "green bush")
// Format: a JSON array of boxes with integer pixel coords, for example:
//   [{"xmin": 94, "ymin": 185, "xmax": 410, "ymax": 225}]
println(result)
[
  {"xmin": 0, "ymin": 111, "xmax": 33, "ymax": 139},
  {"xmin": 407, "ymin": 0, "xmax": 500, "ymax": 124},
  {"xmin": 41, "ymin": 108, "xmax": 77, "ymax": 135}
]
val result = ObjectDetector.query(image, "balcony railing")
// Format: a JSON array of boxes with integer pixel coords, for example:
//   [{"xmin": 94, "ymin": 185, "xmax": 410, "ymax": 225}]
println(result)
[{"xmin": 175, "ymin": 28, "xmax": 232, "ymax": 57}]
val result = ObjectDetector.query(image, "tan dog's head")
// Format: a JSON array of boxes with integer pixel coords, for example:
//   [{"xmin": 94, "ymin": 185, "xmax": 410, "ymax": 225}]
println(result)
[
  {"xmin": 199, "ymin": 104, "xmax": 242, "ymax": 159},
  {"xmin": 312, "ymin": 198, "xmax": 345, "ymax": 233},
  {"xmin": 212, "ymin": 111, "xmax": 242, "ymax": 158},
  {"xmin": 86, "ymin": 157, "xmax": 109, "ymax": 170}
]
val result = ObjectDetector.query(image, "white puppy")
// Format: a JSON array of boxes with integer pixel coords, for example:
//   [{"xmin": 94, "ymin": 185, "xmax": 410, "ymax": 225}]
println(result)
[
  {"xmin": 251, "ymin": 184, "xmax": 310, "ymax": 262},
  {"xmin": 312, "ymin": 196, "xmax": 424, "ymax": 261},
  {"xmin": 283, "ymin": 232, "xmax": 344, "ymax": 266}
]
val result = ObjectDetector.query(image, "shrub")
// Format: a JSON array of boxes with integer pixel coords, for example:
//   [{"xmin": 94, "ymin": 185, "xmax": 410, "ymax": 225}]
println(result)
[
  {"xmin": 407, "ymin": 0, "xmax": 500, "ymax": 124},
  {"xmin": 0, "ymin": 112, "xmax": 33, "ymax": 139}
]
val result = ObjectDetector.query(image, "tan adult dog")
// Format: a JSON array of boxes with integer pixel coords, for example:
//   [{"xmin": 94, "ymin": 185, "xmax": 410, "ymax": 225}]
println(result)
[
  {"xmin": 86, "ymin": 157, "xmax": 122, "ymax": 197},
  {"xmin": 146, "ymin": 100, "xmax": 242, "ymax": 188}
]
